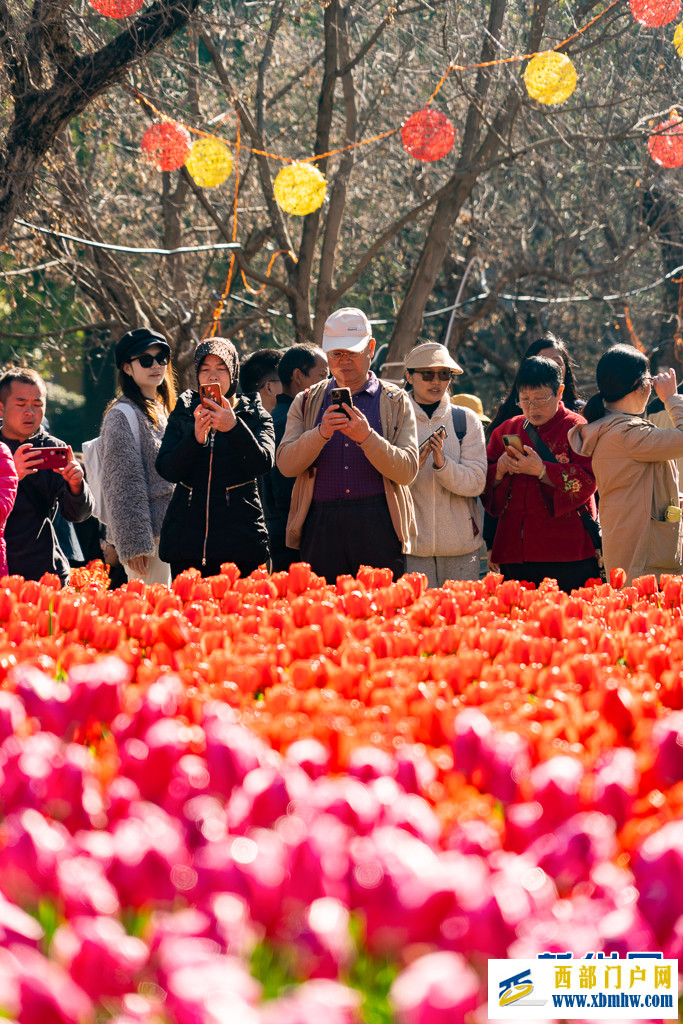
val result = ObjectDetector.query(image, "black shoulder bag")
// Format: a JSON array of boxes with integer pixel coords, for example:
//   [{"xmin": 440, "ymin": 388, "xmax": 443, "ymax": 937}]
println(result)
[{"xmin": 523, "ymin": 419, "xmax": 604, "ymax": 570}]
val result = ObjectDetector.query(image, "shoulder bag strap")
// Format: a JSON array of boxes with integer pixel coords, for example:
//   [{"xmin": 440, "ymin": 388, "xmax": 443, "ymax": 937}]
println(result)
[{"xmin": 524, "ymin": 418, "xmax": 600, "ymax": 539}]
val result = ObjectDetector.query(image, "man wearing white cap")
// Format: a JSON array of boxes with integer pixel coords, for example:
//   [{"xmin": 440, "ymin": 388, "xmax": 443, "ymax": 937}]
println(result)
[{"xmin": 277, "ymin": 308, "xmax": 418, "ymax": 582}]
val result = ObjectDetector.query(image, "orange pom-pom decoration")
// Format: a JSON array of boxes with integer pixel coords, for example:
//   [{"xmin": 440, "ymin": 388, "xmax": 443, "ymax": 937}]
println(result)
[
  {"xmin": 401, "ymin": 109, "xmax": 456, "ymax": 162},
  {"xmin": 648, "ymin": 112, "xmax": 683, "ymax": 167},
  {"xmin": 141, "ymin": 123, "xmax": 192, "ymax": 172},
  {"xmin": 630, "ymin": 0, "xmax": 681, "ymax": 26},
  {"xmin": 87, "ymin": 0, "xmax": 144, "ymax": 16}
]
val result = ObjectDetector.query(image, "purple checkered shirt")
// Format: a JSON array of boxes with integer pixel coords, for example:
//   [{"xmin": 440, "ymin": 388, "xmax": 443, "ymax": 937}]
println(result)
[{"xmin": 312, "ymin": 373, "xmax": 385, "ymax": 501}]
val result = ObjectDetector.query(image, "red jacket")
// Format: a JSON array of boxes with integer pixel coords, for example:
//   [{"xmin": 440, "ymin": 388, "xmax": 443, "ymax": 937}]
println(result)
[
  {"xmin": 484, "ymin": 404, "xmax": 597, "ymax": 565},
  {"xmin": 0, "ymin": 441, "xmax": 18, "ymax": 578}
]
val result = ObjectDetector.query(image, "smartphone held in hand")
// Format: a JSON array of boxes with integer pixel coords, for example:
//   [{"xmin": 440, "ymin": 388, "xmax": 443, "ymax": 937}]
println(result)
[
  {"xmin": 199, "ymin": 383, "xmax": 222, "ymax": 407},
  {"xmin": 419, "ymin": 424, "xmax": 448, "ymax": 455},
  {"xmin": 329, "ymin": 387, "xmax": 353, "ymax": 418},
  {"xmin": 32, "ymin": 447, "xmax": 69, "ymax": 471},
  {"xmin": 502, "ymin": 434, "xmax": 524, "ymax": 453}
]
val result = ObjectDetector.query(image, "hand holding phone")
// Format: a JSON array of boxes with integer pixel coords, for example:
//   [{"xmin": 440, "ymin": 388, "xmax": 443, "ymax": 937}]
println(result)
[
  {"xmin": 33, "ymin": 446, "xmax": 70, "ymax": 471},
  {"xmin": 199, "ymin": 382, "xmax": 222, "ymax": 408},
  {"xmin": 329, "ymin": 387, "xmax": 353, "ymax": 419},
  {"xmin": 502, "ymin": 434, "xmax": 524, "ymax": 454}
]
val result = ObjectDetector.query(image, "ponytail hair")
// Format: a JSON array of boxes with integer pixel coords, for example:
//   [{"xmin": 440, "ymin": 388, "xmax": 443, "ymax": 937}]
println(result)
[{"xmin": 583, "ymin": 345, "xmax": 649, "ymax": 423}]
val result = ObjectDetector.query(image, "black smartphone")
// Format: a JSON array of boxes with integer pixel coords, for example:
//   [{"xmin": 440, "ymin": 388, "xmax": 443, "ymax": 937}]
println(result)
[
  {"xmin": 329, "ymin": 387, "xmax": 353, "ymax": 418},
  {"xmin": 419, "ymin": 424, "xmax": 448, "ymax": 455}
]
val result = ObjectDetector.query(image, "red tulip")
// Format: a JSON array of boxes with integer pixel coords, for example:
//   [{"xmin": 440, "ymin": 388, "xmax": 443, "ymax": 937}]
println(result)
[{"xmin": 52, "ymin": 916, "xmax": 148, "ymax": 998}]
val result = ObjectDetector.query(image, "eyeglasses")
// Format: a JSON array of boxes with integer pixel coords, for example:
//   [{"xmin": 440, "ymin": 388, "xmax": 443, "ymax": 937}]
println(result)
[
  {"xmin": 411, "ymin": 369, "xmax": 453, "ymax": 382},
  {"xmin": 327, "ymin": 349, "xmax": 367, "ymax": 362},
  {"xmin": 518, "ymin": 392, "xmax": 555, "ymax": 409},
  {"xmin": 133, "ymin": 351, "xmax": 170, "ymax": 368}
]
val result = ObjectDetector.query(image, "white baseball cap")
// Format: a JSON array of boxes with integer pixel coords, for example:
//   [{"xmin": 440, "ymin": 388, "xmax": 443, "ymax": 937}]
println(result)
[{"xmin": 322, "ymin": 308, "xmax": 373, "ymax": 353}]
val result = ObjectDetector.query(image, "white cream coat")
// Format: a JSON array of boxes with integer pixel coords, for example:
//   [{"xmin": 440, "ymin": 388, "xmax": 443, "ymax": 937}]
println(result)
[{"xmin": 407, "ymin": 393, "xmax": 487, "ymax": 557}]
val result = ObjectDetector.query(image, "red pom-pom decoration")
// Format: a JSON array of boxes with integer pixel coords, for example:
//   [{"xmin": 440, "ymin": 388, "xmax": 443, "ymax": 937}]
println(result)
[
  {"xmin": 87, "ymin": 0, "xmax": 144, "ymax": 15},
  {"xmin": 141, "ymin": 122, "xmax": 192, "ymax": 173},
  {"xmin": 630, "ymin": 0, "xmax": 681, "ymax": 26},
  {"xmin": 401, "ymin": 109, "xmax": 456, "ymax": 162},
  {"xmin": 648, "ymin": 112, "xmax": 683, "ymax": 167}
]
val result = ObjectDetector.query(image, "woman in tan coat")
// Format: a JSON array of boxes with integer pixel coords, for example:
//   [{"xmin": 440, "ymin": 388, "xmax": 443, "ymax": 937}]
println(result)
[{"xmin": 569, "ymin": 345, "xmax": 683, "ymax": 583}]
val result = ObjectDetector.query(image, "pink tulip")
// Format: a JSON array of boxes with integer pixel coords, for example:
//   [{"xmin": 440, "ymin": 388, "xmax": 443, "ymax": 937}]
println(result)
[
  {"xmin": 182, "ymin": 794, "xmax": 227, "ymax": 850},
  {"xmin": 106, "ymin": 802, "xmax": 194, "ymax": 907},
  {"xmin": 5, "ymin": 942, "xmax": 94, "ymax": 1024},
  {"xmin": 307, "ymin": 776, "xmax": 381, "ymax": 835},
  {"xmin": 202, "ymin": 710, "xmax": 268, "ymax": 795},
  {"xmin": 283, "ymin": 813, "xmax": 351, "ymax": 907},
  {"xmin": 347, "ymin": 745, "xmax": 396, "ymax": 783},
  {"xmin": 285, "ymin": 738, "xmax": 331, "ymax": 779},
  {"xmin": 0, "ymin": 808, "xmax": 71, "ymax": 906},
  {"xmin": 650, "ymin": 711, "xmax": 683, "ymax": 787},
  {"xmin": 483, "ymin": 730, "xmax": 532, "ymax": 804},
  {"xmin": 0, "ymin": 893, "xmax": 44, "ymax": 947},
  {"xmin": 204, "ymin": 892, "xmax": 258, "ymax": 957},
  {"xmin": 526, "ymin": 812, "xmax": 617, "ymax": 894},
  {"xmin": 112, "ymin": 673, "xmax": 186, "ymax": 742},
  {"xmin": 56, "ymin": 854, "xmax": 120, "ymax": 916},
  {"xmin": 394, "ymin": 745, "xmax": 437, "ymax": 796},
  {"xmin": 164, "ymin": 954, "xmax": 261, "ymax": 1024},
  {"xmin": 632, "ymin": 819, "xmax": 683, "ymax": 943},
  {"xmin": 11, "ymin": 664, "xmax": 73, "ymax": 736},
  {"xmin": 66, "ymin": 656, "xmax": 128, "ymax": 727},
  {"xmin": 120, "ymin": 718, "xmax": 198, "ymax": 802},
  {"xmin": 444, "ymin": 818, "xmax": 501, "ymax": 857},
  {"xmin": 591, "ymin": 747, "xmax": 638, "ymax": 828},
  {"xmin": 147, "ymin": 907, "xmax": 213, "ymax": 952},
  {"xmin": 528, "ymin": 755, "xmax": 584, "ymax": 827},
  {"xmin": 597, "ymin": 904, "xmax": 658, "ymax": 957},
  {"xmin": 389, "ymin": 951, "xmax": 480, "ymax": 1024},
  {"xmin": 450, "ymin": 708, "xmax": 492, "ymax": 779},
  {"xmin": 504, "ymin": 800, "xmax": 544, "ymax": 852},
  {"xmin": 105, "ymin": 775, "xmax": 142, "ymax": 823},
  {"xmin": 0, "ymin": 691, "xmax": 26, "ymax": 743},
  {"xmin": 261, "ymin": 979, "xmax": 361, "ymax": 1024},
  {"xmin": 377, "ymin": 785, "xmax": 441, "ymax": 846},
  {"xmin": 508, "ymin": 894, "xmax": 610, "ymax": 958},
  {"xmin": 228, "ymin": 765, "xmax": 309, "ymax": 832},
  {"xmin": 52, "ymin": 916, "xmax": 148, "ymax": 998},
  {"xmin": 437, "ymin": 851, "xmax": 509, "ymax": 959},
  {"xmin": 274, "ymin": 896, "xmax": 354, "ymax": 979}
]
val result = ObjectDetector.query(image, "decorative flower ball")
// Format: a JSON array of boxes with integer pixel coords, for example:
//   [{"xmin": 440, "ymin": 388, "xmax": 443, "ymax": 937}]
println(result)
[
  {"xmin": 87, "ymin": 0, "xmax": 144, "ymax": 16},
  {"xmin": 648, "ymin": 112, "xmax": 683, "ymax": 167},
  {"xmin": 141, "ymin": 123, "xmax": 192, "ymax": 173},
  {"xmin": 401, "ymin": 109, "xmax": 456, "ymax": 162},
  {"xmin": 524, "ymin": 51, "xmax": 577, "ymax": 105},
  {"xmin": 185, "ymin": 138, "xmax": 233, "ymax": 188},
  {"xmin": 674, "ymin": 22, "xmax": 683, "ymax": 53},
  {"xmin": 630, "ymin": 0, "xmax": 681, "ymax": 26},
  {"xmin": 273, "ymin": 162, "xmax": 327, "ymax": 216}
]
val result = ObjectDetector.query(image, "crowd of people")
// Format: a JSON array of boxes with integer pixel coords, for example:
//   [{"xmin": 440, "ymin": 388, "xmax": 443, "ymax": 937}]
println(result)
[{"xmin": 1, "ymin": 309, "xmax": 683, "ymax": 592}]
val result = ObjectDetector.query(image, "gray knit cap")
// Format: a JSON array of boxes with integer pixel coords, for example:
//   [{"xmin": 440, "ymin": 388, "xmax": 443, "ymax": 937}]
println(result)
[{"xmin": 194, "ymin": 338, "xmax": 240, "ymax": 398}]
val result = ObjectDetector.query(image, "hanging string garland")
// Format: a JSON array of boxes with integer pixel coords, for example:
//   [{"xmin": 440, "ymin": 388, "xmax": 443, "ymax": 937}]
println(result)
[
  {"xmin": 185, "ymin": 138, "xmax": 234, "ymax": 187},
  {"xmin": 630, "ymin": 0, "xmax": 681, "ymax": 26},
  {"xmin": 523, "ymin": 52, "xmax": 577, "ymax": 105},
  {"xmin": 674, "ymin": 22, "xmax": 683, "ymax": 52},
  {"xmin": 647, "ymin": 112, "xmax": 683, "ymax": 167},
  {"xmin": 401, "ymin": 109, "xmax": 456, "ymax": 162},
  {"xmin": 141, "ymin": 123, "xmax": 191, "ymax": 172},
  {"xmin": 87, "ymin": 0, "xmax": 144, "ymax": 16},
  {"xmin": 273, "ymin": 162, "xmax": 327, "ymax": 216}
]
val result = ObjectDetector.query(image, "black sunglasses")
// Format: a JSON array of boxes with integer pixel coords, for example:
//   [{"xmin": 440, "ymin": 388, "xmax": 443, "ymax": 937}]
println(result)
[
  {"xmin": 412, "ymin": 369, "xmax": 453, "ymax": 382},
  {"xmin": 132, "ymin": 351, "xmax": 170, "ymax": 368}
]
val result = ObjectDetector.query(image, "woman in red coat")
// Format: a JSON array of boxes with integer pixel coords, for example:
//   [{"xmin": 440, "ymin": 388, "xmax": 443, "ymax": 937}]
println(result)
[
  {"xmin": 484, "ymin": 356, "xmax": 599, "ymax": 592},
  {"xmin": 0, "ymin": 440, "xmax": 18, "ymax": 578}
]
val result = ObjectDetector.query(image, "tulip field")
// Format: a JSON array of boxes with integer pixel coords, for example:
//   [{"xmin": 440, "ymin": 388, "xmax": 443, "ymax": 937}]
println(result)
[{"xmin": 0, "ymin": 560, "xmax": 682, "ymax": 1023}]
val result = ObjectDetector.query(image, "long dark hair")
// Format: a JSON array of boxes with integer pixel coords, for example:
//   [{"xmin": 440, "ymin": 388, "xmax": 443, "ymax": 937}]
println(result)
[
  {"xmin": 105, "ymin": 363, "xmax": 177, "ymax": 427},
  {"xmin": 583, "ymin": 345, "xmax": 649, "ymax": 423},
  {"xmin": 487, "ymin": 334, "xmax": 581, "ymax": 437}
]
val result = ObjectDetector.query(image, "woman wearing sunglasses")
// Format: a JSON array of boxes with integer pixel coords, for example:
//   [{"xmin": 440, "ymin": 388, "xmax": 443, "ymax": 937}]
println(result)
[
  {"xmin": 569, "ymin": 345, "xmax": 683, "ymax": 584},
  {"xmin": 99, "ymin": 327, "xmax": 177, "ymax": 584},
  {"xmin": 484, "ymin": 356, "xmax": 599, "ymax": 592},
  {"xmin": 403, "ymin": 342, "xmax": 487, "ymax": 587}
]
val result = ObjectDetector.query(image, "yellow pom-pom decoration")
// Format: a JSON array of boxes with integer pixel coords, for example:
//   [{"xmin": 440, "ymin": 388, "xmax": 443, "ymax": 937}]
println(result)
[
  {"xmin": 674, "ymin": 22, "xmax": 683, "ymax": 54},
  {"xmin": 185, "ymin": 138, "xmax": 233, "ymax": 188},
  {"xmin": 273, "ymin": 162, "xmax": 327, "ymax": 217},
  {"xmin": 523, "ymin": 51, "xmax": 577, "ymax": 106}
]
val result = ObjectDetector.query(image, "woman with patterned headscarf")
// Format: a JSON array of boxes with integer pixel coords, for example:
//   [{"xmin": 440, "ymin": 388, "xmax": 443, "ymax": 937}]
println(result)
[{"xmin": 156, "ymin": 338, "xmax": 275, "ymax": 578}]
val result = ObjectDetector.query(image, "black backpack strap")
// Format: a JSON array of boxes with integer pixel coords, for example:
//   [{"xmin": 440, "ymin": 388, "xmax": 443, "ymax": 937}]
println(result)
[{"xmin": 450, "ymin": 405, "xmax": 467, "ymax": 442}]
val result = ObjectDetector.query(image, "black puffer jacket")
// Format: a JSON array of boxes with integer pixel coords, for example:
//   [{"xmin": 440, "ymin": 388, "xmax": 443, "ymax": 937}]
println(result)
[{"xmin": 156, "ymin": 390, "xmax": 274, "ymax": 571}]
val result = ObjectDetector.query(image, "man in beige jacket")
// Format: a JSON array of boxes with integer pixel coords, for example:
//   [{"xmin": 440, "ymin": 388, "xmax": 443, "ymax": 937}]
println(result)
[{"xmin": 277, "ymin": 308, "xmax": 418, "ymax": 583}]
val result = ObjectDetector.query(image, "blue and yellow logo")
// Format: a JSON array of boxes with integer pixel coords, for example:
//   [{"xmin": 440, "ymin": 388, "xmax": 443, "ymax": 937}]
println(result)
[{"xmin": 499, "ymin": 968, "xmax": 535, "ymax": 1006}]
